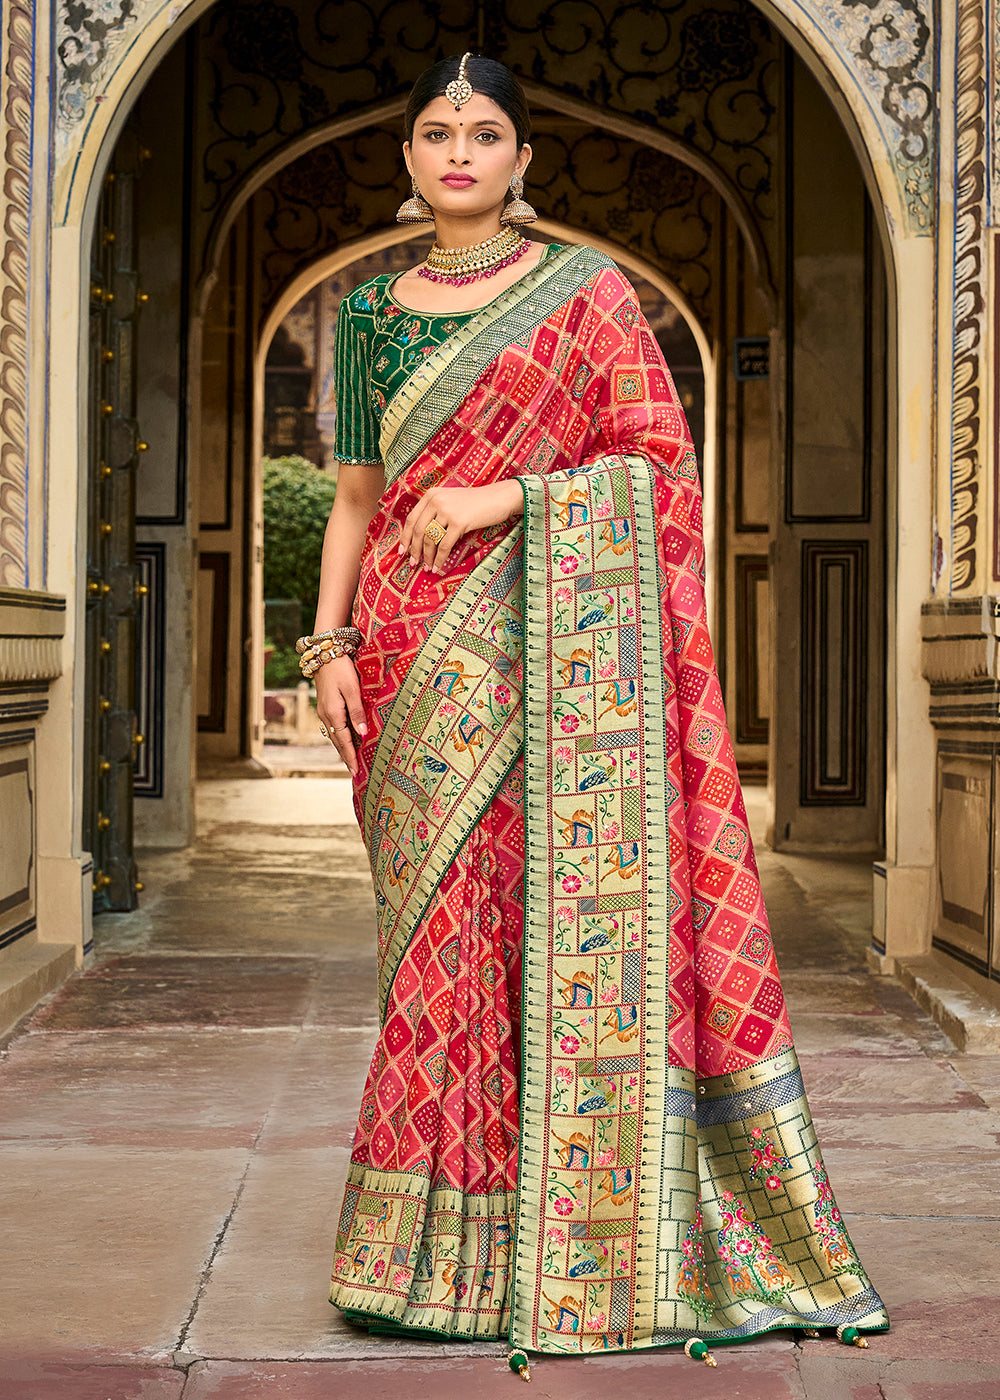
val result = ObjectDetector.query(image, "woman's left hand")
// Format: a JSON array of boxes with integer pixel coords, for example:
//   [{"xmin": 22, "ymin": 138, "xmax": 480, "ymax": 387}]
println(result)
[{"xmin": 398, "ymin": 481, "xmax": 524, "ymax": 574}]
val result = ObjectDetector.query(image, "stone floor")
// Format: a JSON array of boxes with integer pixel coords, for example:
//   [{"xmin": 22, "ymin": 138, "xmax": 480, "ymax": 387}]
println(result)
[{"xmin": 1, "ymin": 779, "xmax": 998, "ymax": 1399}]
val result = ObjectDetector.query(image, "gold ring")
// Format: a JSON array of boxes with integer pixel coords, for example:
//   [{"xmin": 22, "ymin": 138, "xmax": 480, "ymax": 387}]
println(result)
[
  {"xmin": 334, "ymin": 725, "xmax": 351, "ymax": 732},
  {"xmin": 318, "ymin": 722, "xmax": 329, "ymax": 737},
  {"xmin": 423, "ymin": 519, "xmax": 446, "ymax": 544}
]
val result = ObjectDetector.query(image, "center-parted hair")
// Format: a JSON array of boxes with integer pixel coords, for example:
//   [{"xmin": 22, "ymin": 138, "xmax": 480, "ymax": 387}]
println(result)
[{"xmin": 404, "ymin": 55, "xmax": 531, "ymax": 148}]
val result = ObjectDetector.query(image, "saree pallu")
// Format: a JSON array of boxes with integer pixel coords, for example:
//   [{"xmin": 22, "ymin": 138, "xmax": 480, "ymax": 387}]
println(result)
[{"xmin": 330, "ymin": 244, "xmax": 888, "ymax": 1353}]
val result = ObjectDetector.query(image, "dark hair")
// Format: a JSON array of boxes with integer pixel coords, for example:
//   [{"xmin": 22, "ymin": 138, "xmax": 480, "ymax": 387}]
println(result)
[{"xmin": 404, "ymin": 55, "xmax": 531, "ymax": 148}]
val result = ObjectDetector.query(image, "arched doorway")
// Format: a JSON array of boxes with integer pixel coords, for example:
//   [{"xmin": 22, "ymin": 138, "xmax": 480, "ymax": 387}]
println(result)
[{"xmin": 54, "ymin": 0, "xmax": 926, "ymax": 940}]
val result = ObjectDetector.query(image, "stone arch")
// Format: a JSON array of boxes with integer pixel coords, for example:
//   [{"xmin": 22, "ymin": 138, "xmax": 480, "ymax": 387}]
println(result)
[
  {"xmin": 46, "ymin": 0, "xmax": 934, "ymax": 924},
  {"xmin": 54, "ymin": 0, "xmax": 929, "ymax": 250}
]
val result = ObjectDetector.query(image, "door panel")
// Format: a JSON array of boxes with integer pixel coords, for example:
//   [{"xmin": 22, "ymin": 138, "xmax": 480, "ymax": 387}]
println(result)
[
  {"xmin": 83, "ymin": 136, "xmax": 147, "ymax": 911},
  {"xmin": 770, "ymin": 55, "xmax": 887, "ymax": 851}
]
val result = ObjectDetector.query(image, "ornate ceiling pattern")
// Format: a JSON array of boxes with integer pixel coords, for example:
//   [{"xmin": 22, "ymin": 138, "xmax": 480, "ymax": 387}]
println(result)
[
  {"xmin": 498, "ymin": 0, "xmax": 779, "ymax": 222},
  {"xmin": 53, "ymin": 0, "xmax": 936, "ymax": 235},
  {"xmin": 791, "ymin": 0, "xmax": 933, "ymax": 229},
  {"xmin": 193, "ymin": 0, "xmax": 777, "ymax": 285}
]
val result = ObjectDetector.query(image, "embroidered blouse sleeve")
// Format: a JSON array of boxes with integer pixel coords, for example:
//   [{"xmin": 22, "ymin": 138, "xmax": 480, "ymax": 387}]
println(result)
[{"xmin": 333, "ymin": 290, "xmax": 381, "ymax": 465}]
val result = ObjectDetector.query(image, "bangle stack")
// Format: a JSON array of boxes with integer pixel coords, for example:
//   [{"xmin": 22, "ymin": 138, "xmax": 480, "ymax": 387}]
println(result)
[{"xmin": 295, "ymin": 626, "xmax": 364, "ymax": 678}]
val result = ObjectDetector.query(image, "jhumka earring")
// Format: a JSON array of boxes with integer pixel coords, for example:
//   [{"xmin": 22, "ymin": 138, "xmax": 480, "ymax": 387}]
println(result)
[
  {"xmin": 396, "ymin": 177, "xmax": 433, "ymax": 224},
  {"xmin": 500, "ymin": 171, "xmax": 537, "ymax": 227}
]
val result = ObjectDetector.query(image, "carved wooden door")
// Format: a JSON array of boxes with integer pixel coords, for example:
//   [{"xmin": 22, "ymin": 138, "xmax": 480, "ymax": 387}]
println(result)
[
  {"xmin": 769, "ymin": 61, "xmax": 887, "ymax": 852},
  {"xmin": 83, "ymin": 134, "xmax": 148, "ymax": 912}
]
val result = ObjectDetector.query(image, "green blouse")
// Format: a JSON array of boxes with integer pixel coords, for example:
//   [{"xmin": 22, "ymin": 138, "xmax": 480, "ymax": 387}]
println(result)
[{"xmin": 333, "ymin": 246, "xmax": 561, "ymax": 465}]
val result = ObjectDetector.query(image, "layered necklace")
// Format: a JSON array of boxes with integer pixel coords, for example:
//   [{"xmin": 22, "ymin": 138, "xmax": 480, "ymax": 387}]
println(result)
[{"xmin": 417, "ymin": 226, "xmax": 531, "ymax": 286}]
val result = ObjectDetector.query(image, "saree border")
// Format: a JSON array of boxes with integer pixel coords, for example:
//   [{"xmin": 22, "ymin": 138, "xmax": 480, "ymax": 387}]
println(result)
[
  {"xmin": 331, "ymin": 1160, "xmax": 516, "ymax": 1340},
  {"xmin": 379, "ymin": 244, "xmax": 615, "ymax": 483},
  {"xmin": 363, "ymin": 526, "xmax": 525, "ymax": 1023},
  {"xmin": 510, "ymin": 455, "xmax": 673, "ymax": 1352}
]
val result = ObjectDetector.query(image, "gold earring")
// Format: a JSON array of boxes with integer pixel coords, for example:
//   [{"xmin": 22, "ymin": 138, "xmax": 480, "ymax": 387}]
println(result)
[
  {"xmin": 396, "ymin": 178, "xmax": 433, "ymax": 224},
  {"xmin": 500, "ymin": 172, "xmax": 537, "ymax": 227}
]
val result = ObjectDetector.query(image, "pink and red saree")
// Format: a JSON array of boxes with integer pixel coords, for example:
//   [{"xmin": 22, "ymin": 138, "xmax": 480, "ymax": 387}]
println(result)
[{"xmin": 329, "ymin": 243, "xmax": 887, "ymax": 1355}]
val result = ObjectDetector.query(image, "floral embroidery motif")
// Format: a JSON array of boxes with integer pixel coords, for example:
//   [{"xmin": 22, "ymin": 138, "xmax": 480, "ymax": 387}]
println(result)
[
  {"xmin": 812, "ymin": 1160, "xmax": 865, "ymax": 1277},
  {"xmin": 613, "ymin": 370, "xmax": 643, "ymax": 401},
  {"xmin": 748, "ymin": 1126, "xmax": 791, "ymax": 1189},
  {"xmin": 717, "ymin": 1190, "xmax": 794, "ymax": 1305},
  {"xmin": 676, "ymin": 1204, "xmax": 716, "ymax": 1321}
]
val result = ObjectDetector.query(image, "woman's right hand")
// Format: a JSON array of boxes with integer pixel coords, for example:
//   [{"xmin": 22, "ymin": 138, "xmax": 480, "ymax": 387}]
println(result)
[{"xmin": 314, "ymin": 656, "xmax": 368, "ymax": 777}]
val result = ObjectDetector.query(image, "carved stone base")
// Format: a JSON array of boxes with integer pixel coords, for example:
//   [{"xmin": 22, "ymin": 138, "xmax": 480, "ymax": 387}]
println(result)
[
  {"xmin": 921, "ymin": 597, "xmax": 1000, "ymax": 994},
  {"xmin": 0, "ymin": 941, "xmax": 77, "ymax": 1042}
]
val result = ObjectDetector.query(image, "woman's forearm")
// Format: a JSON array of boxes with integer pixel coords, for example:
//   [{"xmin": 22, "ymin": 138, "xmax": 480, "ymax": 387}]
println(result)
[{"xmin": 312, "ymin": 462, "xmax": 385, "ymax": 632}]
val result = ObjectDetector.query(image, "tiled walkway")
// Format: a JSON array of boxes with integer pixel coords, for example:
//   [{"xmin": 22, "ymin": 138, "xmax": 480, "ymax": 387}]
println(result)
[{"xmin": 1, "ymin": 779, "xmax": 997, "ymax": 1399}]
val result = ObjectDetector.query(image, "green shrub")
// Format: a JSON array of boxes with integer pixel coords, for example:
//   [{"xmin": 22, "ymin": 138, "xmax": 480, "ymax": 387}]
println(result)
[
  {"xmin": 263, "ymin": 639, "xmax": 304, "ymax": 690},
  {"xmin": 262, "ymin": 455, "xmax": 337, "ymax": 624}
]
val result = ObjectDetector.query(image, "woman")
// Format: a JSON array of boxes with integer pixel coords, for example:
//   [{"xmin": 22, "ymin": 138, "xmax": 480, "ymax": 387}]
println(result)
[{"xmin": 314, "ymin": 53, "xmax": 887, "ymax": 1370}]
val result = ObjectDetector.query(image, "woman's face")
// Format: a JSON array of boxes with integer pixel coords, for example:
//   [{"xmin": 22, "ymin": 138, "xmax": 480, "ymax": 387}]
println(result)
[{"xmin": 404, "ymin": 92, "xmax": 531, "ymax": 220}]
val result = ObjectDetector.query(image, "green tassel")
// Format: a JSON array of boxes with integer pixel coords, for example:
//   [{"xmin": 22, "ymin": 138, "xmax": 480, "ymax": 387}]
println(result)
[
  {"xmin": 507, "ymin": 1349, "xmax": 531, "ymax": 1381},
  {"xmin": 836, "ymin": 1325, "xmax": 868, "ymax": 1348},
  {"xmin": 684, "ymin": 1337, "xmax": 717, "ymax": 1366}
]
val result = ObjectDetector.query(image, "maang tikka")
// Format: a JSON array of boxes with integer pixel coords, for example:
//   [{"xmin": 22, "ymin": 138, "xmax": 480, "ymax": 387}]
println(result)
[{"xmin": 445, "ymin": 52, "xmax": 474, "ymax": 110}]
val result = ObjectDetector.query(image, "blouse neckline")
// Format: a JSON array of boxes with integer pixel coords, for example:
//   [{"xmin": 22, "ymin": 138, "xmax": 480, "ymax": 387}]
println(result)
[{"xmin": 383, "ymin": 242, "xmax": 562, "ymax": 318}]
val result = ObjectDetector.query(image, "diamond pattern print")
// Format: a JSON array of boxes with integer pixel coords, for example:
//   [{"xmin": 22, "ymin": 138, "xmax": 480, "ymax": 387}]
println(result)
[{"xmin": 329, "ymin": 248, "xmax": 875, "ymax": 1351}]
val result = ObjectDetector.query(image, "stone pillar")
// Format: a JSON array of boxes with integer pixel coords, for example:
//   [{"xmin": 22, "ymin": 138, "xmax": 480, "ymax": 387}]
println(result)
[
  {"xmin": 0, "ymin": 0, "xmax": 33, "ymax": 588},
  {"xmin": 0, "ymin": 591, "xmax": 80, "ymax": 1037},
  {"xmin": 869, "ymin": 235, "xmax": 936, "ymax": 971},
  {"xmin": 914, "ymin": 599, "xmax": 1000, "ymax": 978}
]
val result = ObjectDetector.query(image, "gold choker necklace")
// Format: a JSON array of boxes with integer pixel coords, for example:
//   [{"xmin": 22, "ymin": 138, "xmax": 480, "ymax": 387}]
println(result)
[{"xmin": 417, "ymin": 227, "xmax": 531, "ymax": 286}]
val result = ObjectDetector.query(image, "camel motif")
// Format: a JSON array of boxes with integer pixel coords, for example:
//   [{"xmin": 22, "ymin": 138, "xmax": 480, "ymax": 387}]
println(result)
[
  {"xmin": 594, "ymin": 1167, "xmax": 634, "ymax": 1207},
  {"xmin": 433, "ymin": 658, "xmax": 481, "ymax": 697},
  {"xmin": 551, "ymin": 1127, "xmax": 591, "ymax": 1169},
  {"xmin": 494, "ymin": 1221, "xmax": 513, "ymax": 1254},
  {"xmin": 374, "ymin": 1198, "xmax": 394, "ymax": 1240},
  {"xmin": 604, "ymin": 842, "xmax": 641, "ymax": 879},
  {"xmin": 556, "ymin": 488, "xmax": 589, "ymax": 528},
  {"xmin": 386, "ymin": 848, "xmax": 411, "ymax": 889},
  {"xmin": 451, "ymin": 712, "xmax": 486, "ymax": 753},
  {"xmin": 555, "ymin": 646, "xmax": 592, "ymax": 686},
  {"xmin": 596, "ymin": 518, "xmax": 632, "ymax": 558},
  {"xmin": 598, "ymin": 679, "xmax": 637, "ymax": 720},
  {"xmin": 600, "ymin": 1004, "xmax": 639, "ymax": 1044},
  {"xmin": 589, "ymin": 1331, "xmax": 627, "ymax": 1350},
  {"xmin": 542, "ymin": 1290, "xmax": 582, "ymax": 1334},
  {"xmin": 559, "ymin": 809, "xmax": 594, "ymax": 847},
  {"xmin": 554, "ymin": 967, "xmax": 594, "ymax": 1007}
]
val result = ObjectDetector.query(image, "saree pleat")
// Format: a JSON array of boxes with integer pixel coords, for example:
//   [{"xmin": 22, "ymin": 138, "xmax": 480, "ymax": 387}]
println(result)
[
  {"xmin": 330, "ymin": 243, "xmax": 888, "ymax": 1353},
  {"xmin": 333, "ymin": 790, "xmax": 525, "ymax": 1337}
]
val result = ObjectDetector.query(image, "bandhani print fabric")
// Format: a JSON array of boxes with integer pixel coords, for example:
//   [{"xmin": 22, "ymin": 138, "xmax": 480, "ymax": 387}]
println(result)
[{"xmin": 328, "ymin": 243, "xmax": 889, "ymax": 1354}]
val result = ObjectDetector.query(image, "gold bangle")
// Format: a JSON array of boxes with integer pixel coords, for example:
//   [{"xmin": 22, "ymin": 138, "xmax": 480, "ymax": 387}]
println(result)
[
  {"xmin": 300, "ymin": 646, "xmax": 351, "ymax": 678},
  {"xmin": 295, "ymin": 626, "xmax": 364, "ymax": 655}
]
